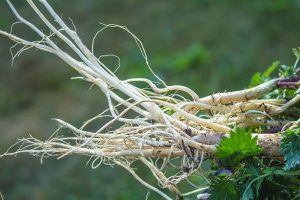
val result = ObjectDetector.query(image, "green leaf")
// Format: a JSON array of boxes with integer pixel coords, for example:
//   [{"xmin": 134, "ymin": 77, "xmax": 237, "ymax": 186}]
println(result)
[
  {"xmin": 280, "ymin": 127, "xmax": 300, "ymax": 171},
  {"xmin": 249, "ymin": 61, "xmax": 279, "ymax": 87},
  {"xmin": 249, "ymin": 72, "xmax": 262, "ymax": 87},
  {"xmin": 232, "ymin": 160, "xmax": 300, "ymax": 200},
  {"xmin": 242, "ymin": 185, "xmax": 254, "ymax": 200},
  {"xmin": 279, "ymin": 64, "xmax": 296, "ymax": 78},
  {"xmin": 208, "ymin": 178, "xmax": 239, "ymax": 200},
  {"xmin": 254, "ymin": 178, "xmax": 264, "ymax": 197},
  {"xmin": 216, "ymin": 128, "xmax": 263, "ymax": 167},
  {"xmin": 262, "ymin": 61, "xmax": 279, "ymax": 77}
]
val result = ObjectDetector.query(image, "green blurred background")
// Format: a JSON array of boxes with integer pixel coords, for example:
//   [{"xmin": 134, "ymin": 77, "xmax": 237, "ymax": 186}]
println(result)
[{"xmin": 0, "ymin": 0, "xmax": 299, "ymax": 199}]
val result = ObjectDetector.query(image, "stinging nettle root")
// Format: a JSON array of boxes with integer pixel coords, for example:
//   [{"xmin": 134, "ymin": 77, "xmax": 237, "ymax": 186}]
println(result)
[{"xmin": 1, "ymin": 0, "xmax": 296, "ymax": 199}]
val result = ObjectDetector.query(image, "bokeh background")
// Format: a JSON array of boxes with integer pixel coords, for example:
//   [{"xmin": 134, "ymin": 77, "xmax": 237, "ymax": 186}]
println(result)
[{"xmin": 0, "ymin": 0, "xmax": 300, "ymax": 199}]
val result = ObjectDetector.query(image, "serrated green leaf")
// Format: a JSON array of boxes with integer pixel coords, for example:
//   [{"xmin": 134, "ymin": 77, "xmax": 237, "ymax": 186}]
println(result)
[
  {"xmin": 216, "ymin": 128, "xmax": 262, "ymax": 167},
  {"xmin": 262, "ymin": 61, "xmax": 279, "ymax": 77},
  {"xmin": 280, "ymin": 127, "xmax": 300, "ymax": 171},
  {"xmin": 208, "ymin": 178, "xmax": 239, "ymax": 200},
  {"xmin": 249, "ymin": 72, "xmax": 262, "ymax": 87},
  {"xmin": 249, "ymin": 61, "xmax": 279, "ymax": 87}
]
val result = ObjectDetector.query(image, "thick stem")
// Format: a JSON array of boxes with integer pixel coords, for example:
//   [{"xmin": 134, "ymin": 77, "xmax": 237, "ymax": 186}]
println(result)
[
  {"xmin": 193, "ymin": 132, "xmax": 282, "ymax": 157},
  {"xmin": 199, "ymin": 79, "xmax": 278, "ymax": 105}
]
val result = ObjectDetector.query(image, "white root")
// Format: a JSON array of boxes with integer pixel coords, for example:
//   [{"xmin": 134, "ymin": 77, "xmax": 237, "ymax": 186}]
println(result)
[
  {"xmin": 198, "ymin": 79, "xmax": 278, "ymax": 105},
  {"xmin": 270, "ymin": 94, "xmax": 300, "ymax": 115},
  {"xmin": 0, "ymin": 0, "xmax": 295, "ymax": 199},
  {"xmin": 115, "ymin": 160, "xmax": 173, "ymax": 200}
]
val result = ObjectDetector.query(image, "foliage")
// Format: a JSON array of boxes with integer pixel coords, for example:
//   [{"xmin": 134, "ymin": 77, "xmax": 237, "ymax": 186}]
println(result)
[
  {"xmin": 280, "ymin": 126, "xmax": 300, "ymax": 171},
  {"xmin": 208, "ymin": 178, "xmax": 238, "ymax": 200},
  {"xmin": 249, "ymin": 61, "xmax": 279, "ymax": 87},
  {"xmin": 249, "ymin": 60, "xmax": 299, "ymax": 100},
  {"xmin": 206, "ymin": 61, "xmax": 300, "ymax": 200},
  {"xmin": 207, "ymin": 158, "xmax": 300, "ymax": 200},
  {"xmin": 238, "ymin": 161, "xmax": 300, "ymax": 199},
  {"xmin": 2, "ymin": 1, "xmax": 300, "ymax": 199},
  {"xmin": 216, "ymin": 128, "xmax": 262, "ymax": 167},
  {"xmin": 249, "ymin": 60, "xmax": 298, "ymax": 88},
  {"xmin": 278, "ymin": 64, "xmax": 297, "ymax": 78}
]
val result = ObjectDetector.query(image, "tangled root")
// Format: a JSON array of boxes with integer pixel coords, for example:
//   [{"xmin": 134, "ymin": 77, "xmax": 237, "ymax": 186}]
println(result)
[{"xmin": 1, "ymin": 0, "xmax": 298, "ymax": 199}]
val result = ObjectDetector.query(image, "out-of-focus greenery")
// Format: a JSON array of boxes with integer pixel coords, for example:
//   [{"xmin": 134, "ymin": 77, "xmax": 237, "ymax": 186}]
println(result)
[{"xmin": 0, "ymin": 0, "xmax": 300, "ymax": 199}]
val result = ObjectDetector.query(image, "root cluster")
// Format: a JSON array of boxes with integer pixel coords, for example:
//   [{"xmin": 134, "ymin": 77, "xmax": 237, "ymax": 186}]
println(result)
[{"xmin": 1, "ymin": 1, "xmax": 299, "ymax": 199}]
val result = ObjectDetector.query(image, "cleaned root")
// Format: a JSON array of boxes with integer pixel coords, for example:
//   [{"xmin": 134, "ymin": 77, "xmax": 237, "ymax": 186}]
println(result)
[{"xmin": 0, "ymin": 0, "xmax": 298, "ymax": 199}]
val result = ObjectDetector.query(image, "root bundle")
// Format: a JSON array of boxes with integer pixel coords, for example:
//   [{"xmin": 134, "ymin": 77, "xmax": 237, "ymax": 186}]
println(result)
[{"xmin": 1, "ymin": 1, "xmax": 299, "ymax": 199}]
